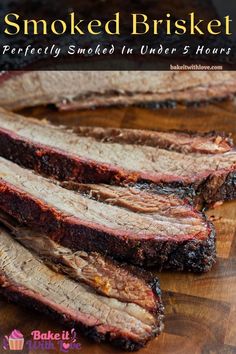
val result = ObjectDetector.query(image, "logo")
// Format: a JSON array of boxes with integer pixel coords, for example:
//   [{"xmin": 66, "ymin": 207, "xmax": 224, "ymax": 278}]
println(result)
[
  {"xmin": 3, "ymin": 329, "xmax": 24, "ymax": 351},
  {"xmin": 3, "ymin": 329, "xmax": 81, "ymax": 352}
]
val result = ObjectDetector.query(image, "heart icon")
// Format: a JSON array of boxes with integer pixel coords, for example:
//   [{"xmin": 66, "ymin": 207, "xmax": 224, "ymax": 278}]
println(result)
[{"xmin": 62, "ymin": 342, "xmax": 70, "ymax": 350}]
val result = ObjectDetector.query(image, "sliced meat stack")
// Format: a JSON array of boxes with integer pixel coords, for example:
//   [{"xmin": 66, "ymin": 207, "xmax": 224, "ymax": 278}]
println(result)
[
  {"xmin": 0, "ymin": 109, "xmax": 235, "ymax": 205},
  {"xmin": 0, "ymin": 157, "xmax": 215, "ymax": 272},
  {"xmin": 0, "ymin": 108, "xmax": 227, "ymax": 350},
  {"xmin": 1, "ymin": 72, "xmax": 236, "ymax": 110},
  {"xmin": 0, "ymin": 222, "xmax": 163, "ymax": 351}
]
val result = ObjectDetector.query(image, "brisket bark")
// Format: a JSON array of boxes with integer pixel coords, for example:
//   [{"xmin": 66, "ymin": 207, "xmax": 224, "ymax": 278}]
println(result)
[
  {"xmin": 0, "ymin": 225, "xmax": 163, "ymax": 351},
  {"xmin": 0, "ymin": 109, "xmax": 235, "ymax": 204},
  {"xmin": 0, "ymin": 157, "xmax": 215, "ymax": 271},
  {"xmin": 0, "ymin": 72, "xmax": 236, "ymax": 111}
]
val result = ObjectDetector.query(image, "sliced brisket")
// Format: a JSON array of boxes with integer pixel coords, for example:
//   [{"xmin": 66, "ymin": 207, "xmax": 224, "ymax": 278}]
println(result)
[
  {"xmin": 75, "ymin": 126, "xmax": 233, "ymax": 155},
  {"xmin": 0, "ymin": 210, "xmax": 160, "ymax": 312},
  {"xmin": 0, "ymin": 109, "xmax": 235, "ymax": 204},
  {"xmin": 0, "ymin": 157, "xmax": 215, "ymax": 271},
  {"xmin": 0, "ymin": 225, "xmax": 163, "ymax": 351},
  {"xmin": 1, "ymin": 72, "xmax": 236, "ymax": 110}
]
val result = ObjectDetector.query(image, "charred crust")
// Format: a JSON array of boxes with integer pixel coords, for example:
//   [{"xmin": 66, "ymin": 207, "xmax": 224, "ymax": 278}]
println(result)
[
  {"xmin": 161, "ymin": 222, "xmax": 216, "ymax": 272},
  {"xmin": 195, "ymin": 170, "xmax": 236, "ymax": 206}
]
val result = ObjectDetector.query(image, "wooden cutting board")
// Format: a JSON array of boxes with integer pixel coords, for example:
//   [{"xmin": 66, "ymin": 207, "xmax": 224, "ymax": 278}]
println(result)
[{"xmin": 0, "ymin": 101, "xmax": 236, "ymax": 354}]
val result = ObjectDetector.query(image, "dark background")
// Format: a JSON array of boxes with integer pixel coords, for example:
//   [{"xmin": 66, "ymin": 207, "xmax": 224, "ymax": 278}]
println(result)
[{"xmin": 0, "ymin": 0, "xmax": 235, "ymax": 70}]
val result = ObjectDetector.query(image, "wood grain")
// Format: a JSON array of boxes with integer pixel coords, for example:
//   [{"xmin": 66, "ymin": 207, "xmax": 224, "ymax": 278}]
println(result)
[{"xmin": 1, "ymin": 100, "xmax": 236, "ymax": 354}]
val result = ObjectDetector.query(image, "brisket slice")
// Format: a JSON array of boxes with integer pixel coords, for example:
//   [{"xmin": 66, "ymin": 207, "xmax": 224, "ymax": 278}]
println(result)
[
  {"xmin": 0, "ymin": 210, "xmax": 160, "ymax": 312},
  {"xmin": 1, "ymin": 72, "xmax": 236, "ymax": 110},
  {"xmin": 0, "ymin": 226, "xmax": 163, "ymax": 351},
  {"xmin": 0, "ymin": 109, "xmax": 235, "ymax": 204},
  {"xmin": 0, "ymin": 157, "xmax": 216, "ymax": 271},
  {"xmin": 75, "ymin": 126, "xmax": 233, "ymax": 155}
]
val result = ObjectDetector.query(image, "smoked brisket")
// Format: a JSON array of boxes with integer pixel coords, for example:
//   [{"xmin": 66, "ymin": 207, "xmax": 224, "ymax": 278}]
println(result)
[
  {"xmin": 0, "ymin": 225, "xmax": 163, "ymax": 351},
  {"xmin": 0, "ymin": 72, "xmax": 236, "ymax": 110},
  {"xmin": 0, "ymin": 157, "xmax": 215, "ymax": 271},
  {"xmin": 0, "ymin": 109, "xmax": 235, "ymax": 205},
  {"xmin": 0, "ymin": 210, "xmax": 161, "ymax": 312}
]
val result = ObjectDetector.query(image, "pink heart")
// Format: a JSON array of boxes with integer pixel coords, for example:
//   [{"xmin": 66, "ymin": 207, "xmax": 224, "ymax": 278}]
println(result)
[{"xmin": 62, "ymin": 343, "xmax": 70, "ymax": 350}]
